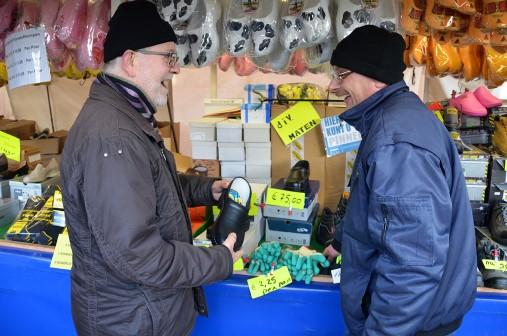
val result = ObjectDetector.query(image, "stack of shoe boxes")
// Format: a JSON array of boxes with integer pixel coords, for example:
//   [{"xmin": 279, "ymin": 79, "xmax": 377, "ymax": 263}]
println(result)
[
  {"xmin": 217, "ymin": 119, "xmax": 245, "ymax": 178},
  {"xmin": 488, "ymin": 156, "xmax": 507, "ymax": 205},
  {"xmin": 460, "ymin": 146, "xmax": 490, "ymax": 226},
  {"xmin": 242, "ymin": 84, "xmax": 273, "ymax": 185},
  {"xmin": 189, "ymin": 117, "xmax": 225, "ymax": 169}
]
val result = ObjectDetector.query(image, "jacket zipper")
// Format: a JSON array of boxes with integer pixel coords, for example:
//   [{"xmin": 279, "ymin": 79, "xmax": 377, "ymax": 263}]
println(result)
[{"xmin": 381, "ymin": 204, "xmax": 389, "ymax": 248}]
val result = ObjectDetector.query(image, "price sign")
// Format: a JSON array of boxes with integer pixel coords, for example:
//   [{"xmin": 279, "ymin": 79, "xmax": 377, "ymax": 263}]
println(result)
[
  {"xmin": 50, "ymin": 232, "xmax": 73, "ymax": 270},
  {"xmin": 0, "ymin": 131, "xmax": 20, "ymax": 161},
  {"xmin": 271, "ymin": 102, "xmax": 321, "ymax": 145},
  {"xmin": 482, "ymin": 259, "xmax": 507, "ymax": 272},
  {"xmin": 265, "ymin": 187, "xmax": 305, "ymax": 209},
  {"xmin": 247, "ymin": 266, "xmax": 292, "ymax": 299}
]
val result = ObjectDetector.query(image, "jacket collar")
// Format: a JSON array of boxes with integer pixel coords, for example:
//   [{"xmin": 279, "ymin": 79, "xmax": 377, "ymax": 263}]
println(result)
[
  {"xmin": 89, "ymin": 79, "xmax": 162, "ymax": 143},
  {"xmin": 340, "ymin": 81, "xmax": 408, "ymax": 137}
]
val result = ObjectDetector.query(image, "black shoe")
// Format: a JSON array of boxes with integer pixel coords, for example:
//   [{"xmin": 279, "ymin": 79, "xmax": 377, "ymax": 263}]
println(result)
[
  {"xmin": 0, "ymin": 162, "xmax": 29, "ymax": 180},
  {"xmin": 0, "ymin": 153, "xmax": 7, "ymax": 173},
  {"xmin": 316, "ymin": 207, "xmax": 336, "ymax": 246},
  {"xmin": 477, "ymin": 238, "xmax": 507, "ymax": 290},
  {"xmin": 210, "ymin": 177, "xmax": 251, "ymax": 252},
  {"xmin": 284, "ymin": 160, "xmax": 310, "ymax": 193},
  {"xmin": 489, "ymin": 202, "xmax": 507, "ymax": 245}
]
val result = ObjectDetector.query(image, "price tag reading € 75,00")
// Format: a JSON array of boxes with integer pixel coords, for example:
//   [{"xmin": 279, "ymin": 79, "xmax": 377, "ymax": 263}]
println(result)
[
  {"xmin": 265, "ymin": 187, "xmax": 305, "ymax": 210},
  {"xmin": 247, "ymin": 266, "xmax": 292, "ymax": 299},
  {"xmin": 482, "ymin": 259, "xmax": 507, "ymax": 272}
]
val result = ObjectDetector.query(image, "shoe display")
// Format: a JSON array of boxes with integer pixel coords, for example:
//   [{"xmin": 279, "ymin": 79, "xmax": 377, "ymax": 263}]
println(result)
[
  {"xmin": 175, "ymin": 0, "xmax": 198, "ymax": 23},
  {"xmin": 186, "ymin": 0, "xmax": 221, "ymax": 67},
  {"xmin": 316, "ymin": 207, "xmax": 336, "ymax": 246},
  {"xmin": 300, "ymin": 0, "xmax": 331, "ymax": 45},
  {"xmin": 250, "ymin": 0, "xmax": 279, "ymax": 57},
  {"xmin": 450, "ymin": 90, "xmax": 487, "ymax": 117},
  {"xmin": 0, "ymin": 161, "xmax": 29, "ymax": 180},
  {"xmin": 284, "ymin": 160, "xmax": 310, "ymax": 193},
  {"xmin": 477, "ymin": 237, "xmax": 507, "ymax": 290},
  {"xmin": 336, "ymin": 0, "xmax": 371, "ymax": 41},
  {"xmin": 210, "ymin": 177, "xmax": 252, "ymax": 251},
  {"xmin": 493, "ymin": 116, "xmax": 507, "ymax": 156},
  {"xmin": 280, "ymin": 15, "xmax": 304, "ymax": 51},
  {"xmin": 489, "ymin": 202, "xmax": 507, "ymax": 246},
  {"xmin": 23, "ymin": 158, "xmax": 59, "ymax": 183},
  {"xmin": 474, "ymin": 86, "xmax": 502, "ymax": 109},
  {"xmin": 174, "ymin": 30, "xmax": 192, "ymax": 67},
  {"xmin": 224, "ymin": 1, "xmax": 251, "ymax": 56},
  {"xmin": 160, "ymin": 0, "xmax": 178, "ymax": 25}
]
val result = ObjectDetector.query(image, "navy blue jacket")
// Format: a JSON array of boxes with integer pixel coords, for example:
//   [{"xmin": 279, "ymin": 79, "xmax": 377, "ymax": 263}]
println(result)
[{"xmin": 335, "ymin": 81, "xmax": 476, "ymax": 335}]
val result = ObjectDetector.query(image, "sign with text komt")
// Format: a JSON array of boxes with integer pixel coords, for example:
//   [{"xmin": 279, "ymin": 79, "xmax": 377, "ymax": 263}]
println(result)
[
  {"xmin": 321, "ymin": 114, "xmax": 361, "ymax": 157},
  {"xmin": 5, "ymin": 28, "xmax": 51, "ymax": 90}
]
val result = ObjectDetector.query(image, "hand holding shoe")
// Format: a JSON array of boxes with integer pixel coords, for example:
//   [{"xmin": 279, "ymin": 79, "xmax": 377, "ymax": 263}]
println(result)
[
  {"xmin": 222, "ymin": 232, "xmax": 243, "ymax": 263},
  {"xmin": 211, "ymin": 179, "xmax": 230, "ymax": 201}
]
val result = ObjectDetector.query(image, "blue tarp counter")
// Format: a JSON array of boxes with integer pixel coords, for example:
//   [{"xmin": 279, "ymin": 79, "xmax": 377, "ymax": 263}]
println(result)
[{"xmin": 1, "ymin": 242, "xmax": 507, "ymax": 335}]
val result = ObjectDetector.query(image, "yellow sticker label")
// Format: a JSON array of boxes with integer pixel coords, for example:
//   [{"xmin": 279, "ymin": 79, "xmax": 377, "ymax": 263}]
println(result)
[
  {"xmin": 53, "ymin": 190, "xmax": 64, "ymax": 209},
  {"xmin": 233, "ymin": 258, "xmax": 244, "ymax": 271},
  {"xmin": 247, "ymin": 266, "xmax": 292, "ymax": 299},
  {"xmin": 248, "ymin": 192, "xmax": 258, "ymax": 216},
  {"xmin": 0, "ymin": 131, "xmax": 20, "ymax": 161},
  {"xmin": 482, "ymin": 259, "xmax": 507, "ymax": 272},
  {"xmin": 50, "ymin": 232, "xmax": 73, "ymax": 270},
  {"xmin": 271, "ymin": 102, "xmax": 321, "ymax": 145},
  {"xmin": 265, "ymin": 188, "xmax": 305, "ymax": 209}
]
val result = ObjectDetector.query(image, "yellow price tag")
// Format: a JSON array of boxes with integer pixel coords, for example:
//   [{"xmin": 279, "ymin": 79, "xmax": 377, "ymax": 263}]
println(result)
[
  {"xmin": 0, "ymin": 131, "xmax": 20, "ymax": 161},
  {"xmin": 247, "ymin": 266, "xmax": 292, "ymax": 299},
  {"xmin": 53, "ymin": 190, "xmax": 64, "ymax": 209},
  {"xmin": 50, "ymin": 232, "xmax": 73, "ymax": 270},
  {"xmin": 482, "ymin": 259, "xmax": 507, "ymax": 272},
  {"xmin": 233, "ymin": 258, "xmax": 244, "ymax": 271},
  {"xmin": 265, "ymin": 187, "xmax": 305, "ymax": 209},
  {"xmin": 271, "ymin": 102, "xmax": 321, "ymax": 145}
]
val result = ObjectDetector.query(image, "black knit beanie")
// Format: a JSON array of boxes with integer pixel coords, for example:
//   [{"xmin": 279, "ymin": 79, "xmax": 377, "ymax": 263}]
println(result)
[
  {"xmin": 331, "ymin": 25, "xmax": 406, "ymax": 84},
  {"xmin": 104, "ymin": 0, "xmax": 177, "ymax": 63}
]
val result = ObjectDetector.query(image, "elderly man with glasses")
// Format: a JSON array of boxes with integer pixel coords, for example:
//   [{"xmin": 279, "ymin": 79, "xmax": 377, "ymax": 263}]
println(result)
[
  {"xmin": 60, "ymin": 1, "xmax": 242, "ymax": 335},
  {"xmin": 323, "ymin": 25, "xmax": 476, "ymax": 336}
]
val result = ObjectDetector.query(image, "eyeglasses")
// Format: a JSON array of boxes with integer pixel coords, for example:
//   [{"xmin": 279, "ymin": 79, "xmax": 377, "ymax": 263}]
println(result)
[
  {"xmin": 136, "ymin": 49, "xmax": 179, "ymax": 67},
  {"xmin": 330, "ymin": 70, "xmax": 352, "ymax": 81}
]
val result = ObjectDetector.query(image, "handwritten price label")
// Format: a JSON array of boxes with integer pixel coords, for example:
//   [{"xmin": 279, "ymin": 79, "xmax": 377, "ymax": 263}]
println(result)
[
  {"xmin": 482, "ymin": 259, "xmax": 507, "ymax": 272},
  {"xmin": 247, "ymin": 266, "xmax": 292, "ymax": 299},
  {"xmin": 265, "ymin": 188, "xmax": 305, "ymax": 209}
]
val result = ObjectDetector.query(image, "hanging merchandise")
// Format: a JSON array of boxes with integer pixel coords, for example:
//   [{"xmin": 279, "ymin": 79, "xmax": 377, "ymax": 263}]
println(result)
[
  {"xmin": 75, "ymin": 0, "xmax": 109, "ymax": 72},
  {"xmin": 299, "ymin": 0, "xmax": 331, "ymax": 45},
  {"xmin": 437, "ymin": 0, "xmax": 477, "ymax": 15},
  {"xmin": 224, "ymin": 0, "xmax": 254, "ymax": 56},
  {"xmin": 425, "ymin": 0, "xmax": 469, "ymax": 32},
  {"xmin": 54, "ymin": 0, "xmax": 87, "ymax": 50},
  {"xmin": 481, "ymin": 0, "xmax": 507, "ymax": 29},
  {"xmin": 484, "ymin": 45, "xmax": 507, "ymax": 87},
  {"xmin": 336, "ymin": 0, "xmax": 372, "ymax": 40},
  {"xmin": 459, "ymin": 44, "xmax": 482, "ymax": 80},
  {"xmin": 400, "ymin": 0, "xmax": 425, "ymax": 35},
  {"xmin": 428, "ymin": 35, "xmax": 463, "ymax": 75},
  {"xmin": 490, "ymin": 28, "xmax": 507, "ymax": 46},
  {"xmin": 12, "ymin": 0, "xmax": 40, "ymax": 32},
  {"xmin": 250, "ymin": 0, "xmax": 280, "ymax": 57},
  {"xmin": 0, "ymin": 0, "xmax": 17, "ymax": 34},
  {"xmin": 410, "ymin": 34, "xmax": 428, "ymax": 65},
  {"xmin": 186, "ymin": 0, "xmax": 221, "ymax": 67},
  {"xmin": 40, "ymin": 0, "xmax": 66, "ymax": 68}
]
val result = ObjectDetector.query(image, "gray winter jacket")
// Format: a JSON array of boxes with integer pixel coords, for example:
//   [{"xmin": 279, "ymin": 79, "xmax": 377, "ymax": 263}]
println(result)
[{"xmin": 61, "ymin": 80, "xmax": 232, "ymax": 336}]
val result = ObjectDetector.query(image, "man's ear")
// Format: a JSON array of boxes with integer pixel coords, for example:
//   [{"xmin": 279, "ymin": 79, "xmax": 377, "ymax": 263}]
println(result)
[
  {"xmin": 121, "ymin": 50, "xmax": 136, "ymax": 77},
  {"xmin": 373, "ymin": 80, "xmax": 387, "ymax": 90}
]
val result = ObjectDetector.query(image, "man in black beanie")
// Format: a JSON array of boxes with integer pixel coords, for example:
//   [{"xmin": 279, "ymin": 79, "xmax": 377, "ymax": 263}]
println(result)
[
  {"xmin": 60, "ymin": 1, "xmax": 241, "ymax": 335},
  {"xmin": 323, "ymin": 25, "xmax": 476, "ymax": 335}
]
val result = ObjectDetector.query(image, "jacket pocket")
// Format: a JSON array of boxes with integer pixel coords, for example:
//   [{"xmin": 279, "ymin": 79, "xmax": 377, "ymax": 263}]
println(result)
[{"xmin": 377, "ymin": 196, "xmax": 434, "ymax": 266}]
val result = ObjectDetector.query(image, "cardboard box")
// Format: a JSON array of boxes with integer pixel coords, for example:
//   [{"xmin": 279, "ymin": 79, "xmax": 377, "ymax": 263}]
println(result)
[
  {"xmin": 158, "ymin": 121, "xmax": 180, "ymax": 153},
  {"xmin": 192, "ymin": 159, "xmax": 220, "ymax": 177},
  {"xmin": 270, "ymin": 103, "xmax": 346, "ymax": 210},
  {"xmin": 0, "ymin": 120, "xmax": 36, "ymax": 140},
  {"xmin": 9, "ymin": 175, "xmax": 60, "ymax": 208},
  {"xmin": 21, "ymin": 138, "xmax": 59, "ymax": 154}
]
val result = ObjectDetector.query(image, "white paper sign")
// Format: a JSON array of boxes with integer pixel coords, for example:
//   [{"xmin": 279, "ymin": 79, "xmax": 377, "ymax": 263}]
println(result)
[
  {"xmin": 5, "ymin": 28, "xmax": 51, "ymax": 90},
  {"xmin": 321, "ymin": 115, "xmax": 361, "ymax": 157},
  {"xmin": 331, "ymin": 268, "xmax": 341, "ymax": 284}
]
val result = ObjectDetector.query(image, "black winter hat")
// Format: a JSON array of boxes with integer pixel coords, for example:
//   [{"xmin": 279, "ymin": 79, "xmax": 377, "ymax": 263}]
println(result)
[
  {"xmin": 104, "ymin": 0, "xmax": 177, "ymax": 63},
  {"xmin": 331, "ymin": 25, "xmax": 406, "ymax": 84}
]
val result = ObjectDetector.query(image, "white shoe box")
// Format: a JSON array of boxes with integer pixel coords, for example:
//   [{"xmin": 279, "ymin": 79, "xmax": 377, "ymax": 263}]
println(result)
[
  {"xmin": 246, "ymin": 161, "xmax": 271, "ymax": 179},
  {"xmin": 243, "ymin": 123, "xmax": 270, "ymax": 142},
  {"xmin": 218, "ymin": 142, "xmax": 245, "ymax": 161},
  {"xmin": 216, "ymin": 119, "xmax": 243, "ymax": 142},
  {"xmin": 191, "ymin": 141, "xmax": 217, "ymax": 160},
  {"xmin": 189, "ymin": 117, "xmax": 225, "ymax": 141},
  {"xmin": 245, "ymin": 142, "xmax": 271, "ymax": 162},
  {"xmin": 246, "ymin": 177, "xmax": 271, "ymax": 186},
  {"xmin": 241, "ymin": 103, "xmax": 271, "ymax": 124},
  {"xmin": 220, "ymin": 161, "xmax": 245, "ymax": 178}
]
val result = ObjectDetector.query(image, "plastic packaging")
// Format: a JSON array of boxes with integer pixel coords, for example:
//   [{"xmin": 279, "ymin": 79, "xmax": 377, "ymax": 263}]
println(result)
[
  {"xmin": 54, "ymin": 0, "xmax": 87, "ymax": 50},
  {"xmin": 277, "ymin": 83, "xmax": 325, "ymax": 101},
  {"xmin": 468, "ymin": 12, "xmax": 490, "ymax": 44},
  {"xmin": 410, "ymin": 34, "xmax": 428, "ymax": 65},
  {"xmin": 224, "ymin": 0, "xmax": 252, "ymax": 56},
  {"xmin": 174, "ymin": 29, "xmax": 191, "ymax": 67},
  {"xmin": 459, "ymin": 44, "xmax": 482, "ymax": 81},
  {"xmin": 75, "ymin": 0, "xmax": 110, "ymax": 71},
  {"xmin": 288, "ymin": 49, "xmax": 307, "ymax": 76},
  {"xmin": 187, "ymin": 0, "xmax": 221, "ymax": 67},
  {"xmin": 400, "ymin": 0, "xmax": 425, "ymax": 35},
  {"xmin": 234, "ymin": 56, "xmax": 257, "ymax": 76},
  {"xmin": 40, "ymin": 0, "xmax": 66, "ymax": 66},
  {"xmin": 490, "ymin": 29, "xmax": 507, "ymax": 46},
  {"xmin": 13, "ymin": 0, "xmax": 40, "ymax": 32},
  {"xmin": 250, "ymin": 0, "xmax": 279, "ymax": 57},
  {"xmin": 429, "ymin": 36, "xmax": 463, "ymax": 75},
  {"xmin": 484, "ymin": 45, "xmax": 507, "ymax": 87},
  {"xmin": 0, "ymin": 0, "xmax": 17, "ymax": 34},
  {"xmin": 425, "ymin": 0, "xmax": 468, "ymax": 31},
  {"xmin": 436, "ymin": 0, "xmax": 476, "ymax": 15},
  {"xmin": 299, "ymin": 0, "xmax": 332, "ymax": 46},
  {"xmin": 336, "ymin": 0, "xmax": 374, "ymax": 40}
]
